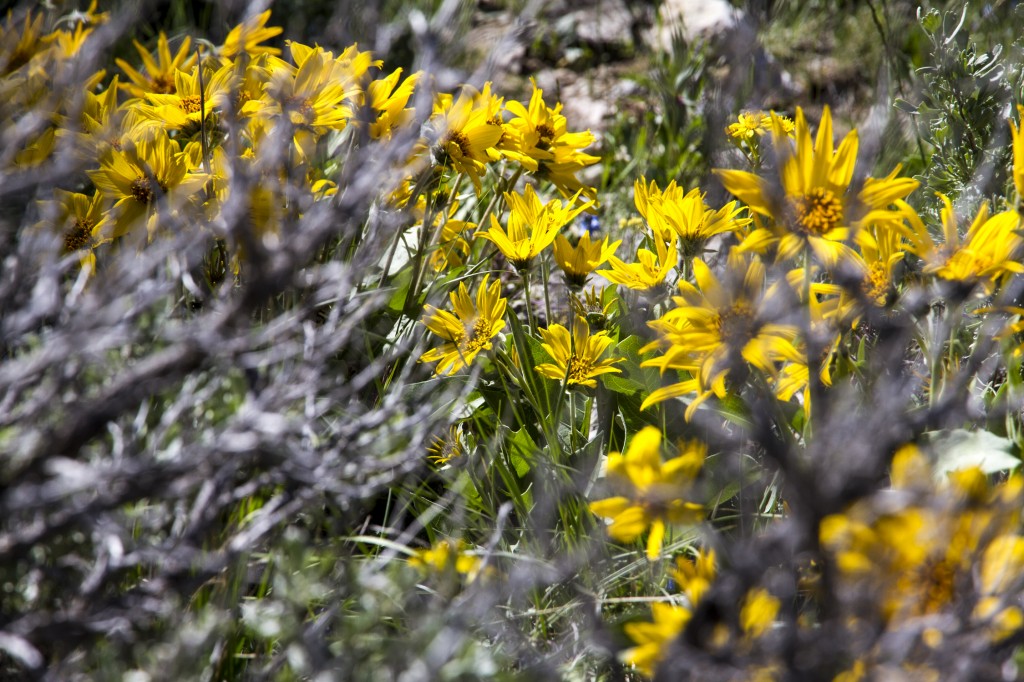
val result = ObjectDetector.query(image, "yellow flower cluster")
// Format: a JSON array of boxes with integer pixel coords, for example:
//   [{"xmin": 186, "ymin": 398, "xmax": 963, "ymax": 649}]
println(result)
[
  {"xmin": 822, "ymin": 447, "xmax": 1024, "ymax": 663},
  {"xmin": 10, "ymin": 6, "xmax": 602, "ymax": 283},
  {"xmin": 620, "ymin": 547, "xmax": 781, "ymax": 677}
]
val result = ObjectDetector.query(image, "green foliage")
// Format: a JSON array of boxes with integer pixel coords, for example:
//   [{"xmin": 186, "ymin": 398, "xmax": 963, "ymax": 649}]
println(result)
[{"xmin": 907, "ymin": 5, "xmax": 1024, "ymax": 208}]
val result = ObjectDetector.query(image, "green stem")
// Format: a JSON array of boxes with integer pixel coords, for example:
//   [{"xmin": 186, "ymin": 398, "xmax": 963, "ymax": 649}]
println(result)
[{"xmin": 522, "ymin": 269, "xmax": 536, "ymax": 332}]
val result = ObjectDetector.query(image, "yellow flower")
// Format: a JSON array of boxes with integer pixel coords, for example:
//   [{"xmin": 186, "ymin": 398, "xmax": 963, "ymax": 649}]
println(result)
[
  {"xmin": 621, "ymin": 602, "xmax": 691, "ymax": 678},
  {"xmin": 1010, "ymin": 104, "xmax": 1024, "ymax": 203},
  {"xmin": 414, "ymin": 197, "xmax": 476, "ymax": 272},
  {"xmin": 634, "ymin": 177, "xmax": 749, "ymax": 259},
  {"xmin": 553, "ymin": 231, "xmax": 620, "ymax": 287},
  {"xmin": 42, "ymin": 189, "xmax": 107, "ymax": 272},
  {"xmin": 727, "ymin": 111, "xmax": 793, "ymax": 141},
  {"xmin": 672, "ymin": 548, "xmax": 717, "ymax": 606},
  {"xmin": 535, "ymin": 316, "xmax": 622, "ymax": 388},
  {"xmin": 420, "ymin": 274, "xmax": 507, "ymax": 375},
  {"xmin": 409, "ymin": 540, "xmax": 483, "ymax": 581},
  {"xmin": 428, "ymin": 86, "xmax": 503, "ymax": 194},
  {"xmin": 136, "ymin": 61, "xmax": 234, "ymax": 136},
  {"xmin": 727, "ymin": 111, "xmax": 768, "ymax": 141},
  {"xmin": 427, "ymin": 425, "xmax": 466, "ymax": 465},
  {"xmin": 367, "ymin": 67, "xmax": 420, "ymax": 139},
  {"xmin": 503, "ymin": 80, "xmax": 600, "ymax": 199},
  {"xmin": 115, "ymin": 32, "xmax": 196, "ymax": 99},
  {"xmin": 477, "ymin": 184, "xmax": 592, "ymax": 271},
  {"xmin": 716, "ymin": 107, "xmax": 918, "ymax": 266},
  {"xmin": 244, "ymin": 42, "xmax": 370, "ymax": 162},
  {"xmin": 900, "ymin": 194, "xmax": 1023, "ymax": 293},
  {"xmin": 640, "ymin": 255, "xmax": 800, "ymax": 419},
  {"xmin": 0, "ymin": 9, "xmax": 48, "ymax": 77},
  {"xmin": 740, "ymin": 587, "xmax": 780, "ymax": 638},
  {"xmin": 821, "ymin": 465, "xmax": 1024, "ymax": 633},
  {"xmin": 87, "ymin": 130, "xmax": 208, "ymax": 235},
  {"xmin": 589, "ymin": 427, "xmax": 704, "ymax": 560},
  {"xmin": 219, "ymin": 9, "xmax": 283, "ymax": 59},
  {"xmin": 599, "ymin": 237, "xmax": 676, "ymax": 293}
]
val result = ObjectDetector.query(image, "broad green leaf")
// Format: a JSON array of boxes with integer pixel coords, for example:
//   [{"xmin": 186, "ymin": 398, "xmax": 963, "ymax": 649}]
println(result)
[{"xmin": 925, "ymin": 428, "xmax": 1020, "ymax": 479}]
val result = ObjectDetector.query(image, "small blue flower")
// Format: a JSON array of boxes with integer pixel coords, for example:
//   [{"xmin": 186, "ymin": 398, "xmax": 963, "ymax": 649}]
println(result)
[{"xmin": 577, "ymin": 214, "xmax": 601, "ymax": 237}]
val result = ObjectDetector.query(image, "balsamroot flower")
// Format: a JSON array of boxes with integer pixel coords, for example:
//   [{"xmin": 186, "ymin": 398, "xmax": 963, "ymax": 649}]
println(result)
[
  {"xmin": 716, "ymin": 106, "xmax": 918, "ymax": 267},
  {"xmin": 552, "ymin": 231, "xmax": 620, "ymax": 287},
  {"xmin": 87, "ymin": 129, "xmax": 208, "ymax": 235},
  {"xmin": 600, "ymin": 236, "xmax": 676, "ymax": 294},
  {"xmin": 503, "ymin": 80, "xmax": 600, "ymax": 199},
  {"xmin": 409, "ymin": 540, "xmax": 483, "ymax": 581},
  {"xmin": 588, "ymin": 427, "xmax": 704, "ymax": 561},
  {"xmin": 420, "ymin": 274, "xmax": 507, "ymax": 375},
  {"xmin": 622, "ymin": 602, "xmax": 692, "ymax": 678},
  {"xmin": 115, "ymin": 32, "xmax": 195, "ymax": 99},
  {"xmin": 640, "ymin": 255, "xmax": 800, "ymax": 419},
  {"xmin": 821, "ymin": 447, "xmax": 1024, "ymax": 639},
  {"xmin": 477, "ymin": 184, "xmax": 592, "ymax": 271},
  {"xmin": 428, "ymin": 86, "xmax": 503, "ymax": 194},
  {"xmin": 535, "ymin": 316, "xmax": 622, "ymax": 389},
  {"xmin": 634, "ymin": 177, "xmax": 749, "ymax": 259},
  {"xmin": 898, "ymin": 194, "xmax": 1024, "ymax": 293}
]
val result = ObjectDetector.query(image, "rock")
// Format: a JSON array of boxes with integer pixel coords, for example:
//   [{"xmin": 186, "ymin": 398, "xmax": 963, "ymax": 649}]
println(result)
[{"xmin": 649, "ymin": 0, "xmax": 744, "ymax": 50}]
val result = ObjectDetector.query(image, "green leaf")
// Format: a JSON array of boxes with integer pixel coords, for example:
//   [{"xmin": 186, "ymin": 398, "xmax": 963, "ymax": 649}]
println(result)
[
  {"xmin": 925, "ymin": 428, "xmax": 1021, "ymax": 479},
  {"xmin": 604, "ymin": 335, "xmax": 660, "ymax": 395},
  {"xmin": 507, "ymin": 427, "xmax": 536, "ymax": 478}
]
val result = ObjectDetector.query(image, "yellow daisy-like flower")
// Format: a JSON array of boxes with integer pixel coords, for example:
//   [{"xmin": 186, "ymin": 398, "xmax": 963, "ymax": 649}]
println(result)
[
  {"xmin": 136, "ymin": 61, "xmax": 234, "ymax": 136},
  {"xmin": 477, "ymin": 184, "xmax": 592, "ymax": 271},
  {"xmin": 367, "ymin": 67, "xmax": 420, "ymax": 139},
  {"xmin": 409, "ymin": 539, "xmax": 483, "ymax": 581},
  {"xmin": 552, "ymin": 231, "xmax": 620, "ymax": 287},
  {"xmin": 87, "ymin": 130, "xmax": 208, "ymax": 235},
  {"xmin": 219, "ymin": 9, "xmax": 283, "ymax": 59},
  {"xmin": 588, "ymin": 426, "xmax": 704, "ymax": 560},
  {"xmin": 418, "ymin": 198, "xmax": 476, "ymax": 272},
  {"xmin": 640, "ymin": 254, "xmax": 801, "ymax": 419},
  {"xmin": 1010, "ymin": 104, "xmax": 1024, "ymax": 203},
  {"xmin": 244, "ymin": 42, "xmax": 370, "ymax": 162},
  {"xmin": 622, "ymin": 601, "xmax": 691, "ymax": 678},
  {"xmin": 716, "ymin": 106, "xmax": 919, "ymax": 267},
  {"xmin": 740, "ymin": 588, "xmax": 780, "ymax": 638},
  {"xmin": 420, "ymin": 274, "xmax": 507, "ymax": 375},
  {"xmin": 600, "ymin": 237, "xmax": 676, "ymax": 294},
  {"xmin": 634, "ymin": 177, "xmax": 749, "ymax": 259},
  {"xmin": 727, "ymin": 111, "xmax": 795, "ymax": 141},
  {"xmin": 502, "ymin": 80, "xmax": 600, "ymax": 199},
  {"xmin": 0, "ymin": 9, "xmax": 48, "ymax": 77},
  {"xmin": 428, "ymin": 86, "xmax": 503, "ymax": 194},
  {"xmin": 899, "ymin": 194, "xmax": 1024, "ymax": 293},
  {"xmin": 427, "ymin": 425, "xmax": 466, "ymax": 465},
  {"xmin": 535, "ymin": 316, "xmax": 622, "ymax": 388},
  {"xmin": 672, "ymin": 548, "xmax": 717, "ymax": 606},
  {"xmin": 43, "ymin": 189, "xmax": 107, "ymax": 272},
  {"xmin": 115, "ymin": 32, "xmax": 195, "ymax": 99}
]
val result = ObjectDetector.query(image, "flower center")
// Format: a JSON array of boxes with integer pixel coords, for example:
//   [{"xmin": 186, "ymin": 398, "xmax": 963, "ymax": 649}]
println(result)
[
  {"xmin": 444, "ymin": 131, "xmax": 471, "ymax": 159},
  {"xmin": 566, "ymin": 355, "xmax": 593, "ymax": 385},
  {"xmin": 917, "ymin": 556, "xmax": 958, "ymax": 615},
  {"xmin": 151, "ymin": 74, "xmax": 175, "ymax": 94},
  {"xmin": 180, "ymin": 94, "xmax": 202, "ymax": 114},
  {"xmin": 284, "ymin": 95, "xmax": 316, "ymax": 124},
  {"xmin": 536, "ymin": 123, "xmax": 555, "ymax": 150},
  {"xmin": 131, "ymin": 176, "xmax": 154, "ymax": 203},
  {"xmin": 716, "ymin": 301, "xmax": 755, "ymax": 347},
  {"xmin": 792, "ymin": 188, "xmax": 843, "ymax": 236},
  {"xmin": 63, "ymin": 218, "xmax": 93, "ymax": 252},
  {"xmin": 862, "ymin": 262, "xmax": 889, "ymax": 304},
  {"xmin": 462, "ymin": 316, "xmax": 493, "ymax": 354}
]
